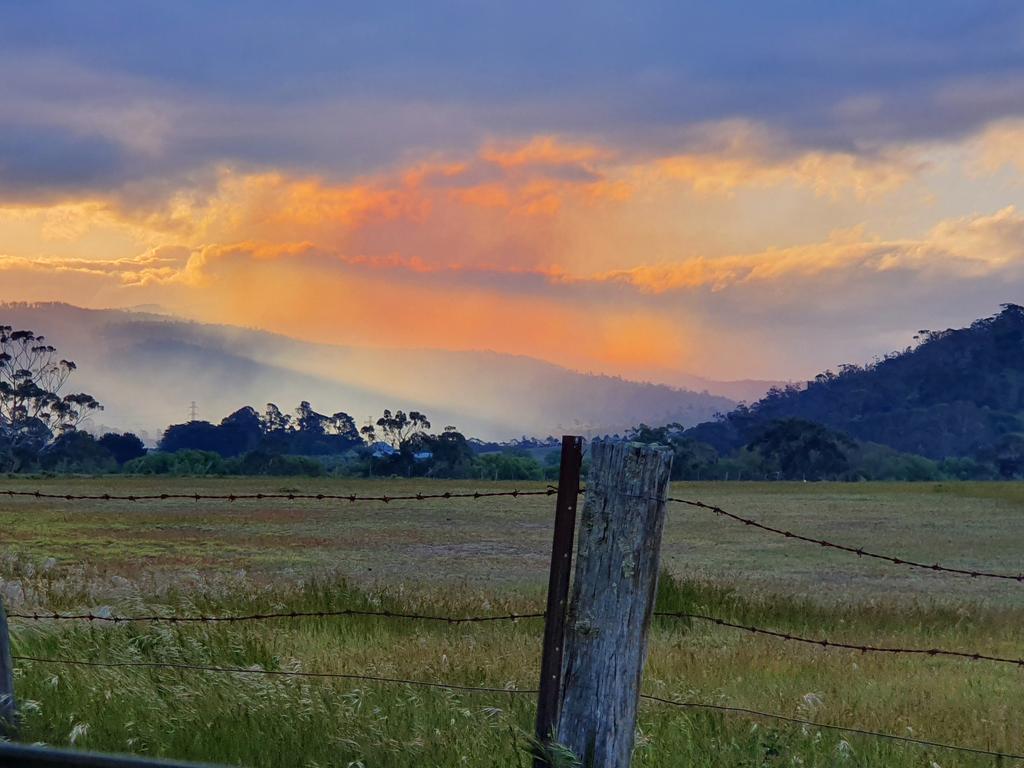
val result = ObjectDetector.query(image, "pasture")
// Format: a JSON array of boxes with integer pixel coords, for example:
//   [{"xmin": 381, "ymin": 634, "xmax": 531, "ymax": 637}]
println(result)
[{"xmin": 1, "ymin": 478, "xmax": 1023, "ymax": 766}]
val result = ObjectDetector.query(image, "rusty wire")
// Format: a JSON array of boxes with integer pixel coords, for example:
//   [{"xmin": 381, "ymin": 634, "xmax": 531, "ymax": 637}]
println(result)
[
  {"xmin": 670, "ymin": 496, "xmax": 1024, "ymax": 582},
  {"xmin": 12, "ymin": 605, "xmax": 1021, "ymax": 669},
  {"xmin": 655, "ymin": 611, "xmax": 1024, "ymax": 667},
  {"xmin": 0, "ymin": 487, "xmax": 559, "ymax": 503},
  {"xmin": 6, "ymin": 485, "xmax": 1021, "ymax": 584}
]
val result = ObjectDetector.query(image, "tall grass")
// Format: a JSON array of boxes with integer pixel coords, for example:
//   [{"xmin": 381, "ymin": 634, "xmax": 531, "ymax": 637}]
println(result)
[{"xmin": 5, "ymin": 572, "xmax": 1022, "ymax": 767}]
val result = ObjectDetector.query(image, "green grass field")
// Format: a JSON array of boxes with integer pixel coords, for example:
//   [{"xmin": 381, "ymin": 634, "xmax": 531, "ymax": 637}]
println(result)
[{"xmin": 2, "ymin": 478, "xmax": 1023, "ymax": 766}]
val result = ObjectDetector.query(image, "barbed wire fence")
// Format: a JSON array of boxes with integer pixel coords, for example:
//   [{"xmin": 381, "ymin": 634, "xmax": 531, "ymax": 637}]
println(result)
[
  {"xmin": 12, "ymin": 607, "xmax": 1021, "ymax": 667},
  {"xmin": 0, "ymin": 437, "xmax": 1022, "ymax": 766},
  {"xmin": 0, "ymin": 487, "xmax": 561, "ymax": 503}
]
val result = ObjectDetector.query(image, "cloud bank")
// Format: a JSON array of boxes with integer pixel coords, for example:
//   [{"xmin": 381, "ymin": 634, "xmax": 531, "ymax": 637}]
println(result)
[{"xmin": 1, "ymin": 4, "xmax": 1024, "ymax": 383}]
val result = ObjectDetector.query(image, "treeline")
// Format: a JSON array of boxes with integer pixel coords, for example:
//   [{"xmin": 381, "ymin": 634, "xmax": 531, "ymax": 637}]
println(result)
[
  {"xmin": 140, "ymin": 409, "xmax": 1007, "ymax": 482},
  {"xmin": 120, "ymin": 403, "xmax": 562, "ymax": 480},
  {"xmin": 627, "ymin": 419, "xmax": 1006, "ymax": 482},
  {"xmin": 8, "ymin": 309, "xmax": 1024, "ymax": 481},
  {"xmin": 0, "ymin": 325, "xmax": 565, "ymax": 478},
  {"xmin": 0, "ymin": 321, "xmax": 566, "ymax": 478},
  {"xmin": 160, "ymin": 403, "xmax": 362, "ymax": 457},
  {"xmin": 1, "ymin": 429, "xmax": 147, "ymax": 474}
]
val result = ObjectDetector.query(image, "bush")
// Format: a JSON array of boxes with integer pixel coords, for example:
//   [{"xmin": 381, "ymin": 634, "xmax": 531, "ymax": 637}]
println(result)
[
  {"xmin": 937, "ymin": 456, "xmax": 997, "ymax": 480},
  {"xmin": 472, "ymin": 452, "xmax": 544, "ymax": 481},
  {"xmin": 124, "ymin": 450, "xmax": 228, "ymax": 475},
  {"xmin": 124, "ymin": 449, "xmax": 325, "ymax": 477},
  {"xmin": 230, "ymin": 450, "xmax": 324, "ymax": 477}
]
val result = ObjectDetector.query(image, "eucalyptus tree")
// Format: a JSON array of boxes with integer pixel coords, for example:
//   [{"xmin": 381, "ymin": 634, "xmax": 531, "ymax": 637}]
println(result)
[{"xmin": 0, "ymin": 326, "xmax": 102, "ymax": 462}]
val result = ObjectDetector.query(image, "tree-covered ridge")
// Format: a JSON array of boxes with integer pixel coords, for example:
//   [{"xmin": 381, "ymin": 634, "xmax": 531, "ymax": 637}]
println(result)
[
  {"xmin": 8, "ymin": 306, "xmax": 1024, "ymax": 481},
  {"xmin": 689, "ymin": 304, "xmax": 1024, "ymax": 461}
]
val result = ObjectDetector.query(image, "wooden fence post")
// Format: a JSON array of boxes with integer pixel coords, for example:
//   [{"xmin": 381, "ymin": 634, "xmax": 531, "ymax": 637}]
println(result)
[
  {"xmin": 533, "ymin": 436, "xmax": 584, "ymax": 766},
  {"xmin": 556, "ymin": 439, "xmax": 672, "ymax": 768},
  {"xmin": 0, "ymin": 595, "xmax": 15, "ymax": 738}
]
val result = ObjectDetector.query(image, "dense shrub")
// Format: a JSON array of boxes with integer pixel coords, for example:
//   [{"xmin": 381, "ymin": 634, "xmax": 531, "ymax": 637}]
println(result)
[
  {"xmin": 124, "ymin": 450, "xmax": 228, "ymax": 475},
  {"xmin": 937, "ymin": 456, "xmax": 998, "ymax": 480},
  {"xmin": 231, "ymin": 450, "xmax": 324, "ymax": 476},
  {"xmin": 472, "ymin": 452, "xmax": 544, "ymax": 481},
  {"xmin": 123, "ymin": 449, "xmax": 327, "ymax": 477}
]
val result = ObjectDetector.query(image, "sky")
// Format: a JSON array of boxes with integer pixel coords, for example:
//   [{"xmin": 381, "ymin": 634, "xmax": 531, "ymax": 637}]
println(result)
[{"xmin": 2, "ymin": 2, "xmax": 1024, "ymax": 383}]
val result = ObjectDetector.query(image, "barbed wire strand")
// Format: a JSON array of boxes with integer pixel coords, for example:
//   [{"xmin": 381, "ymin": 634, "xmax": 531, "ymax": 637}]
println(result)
[
  {"xmin": 12, "ymin": 655, "xmax": 1022, "ymax": 761},
  {"xmin": 15, "ymin": 607, "xmax": 1019, "ymax": 669},
  {"xmin": 639, "ymin": 694, "xmax": 1024, "ymax": 760},
  {"xmin": 7, "ymin": 485, "xmax": 1021, "ymax": 583},
  {"xmin": 9, "ymin": 608, "xmax": 545, "ymax": 624},
  {"xmin": 0, "ymin": 487, "xmax": 560, "ymax": 503},
  {"xmin": 670, "ymin": 496, "xmax": 1024, "ymax": 582},
  {"xmin": 655, "ymin": 611, "xmax": 1024, "ymax": 667}
]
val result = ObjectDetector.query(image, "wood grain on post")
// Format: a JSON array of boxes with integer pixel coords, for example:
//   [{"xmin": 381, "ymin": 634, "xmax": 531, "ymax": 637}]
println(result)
[
  {"xmin": 556, "ymin": 440, "xmax": 672, "ymax": 768},
  {"xmin": 0, "ymin": 596, "xmax": 15, "ymax": 737}
]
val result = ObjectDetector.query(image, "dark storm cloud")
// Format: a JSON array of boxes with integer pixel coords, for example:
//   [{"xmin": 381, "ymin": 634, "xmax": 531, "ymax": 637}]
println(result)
[
  {"xmin": 0, "ymin": 126, "xmax": 127, "ymax": 200},
  {"xmin": 1, "ymin": 0, "xmax": 1023, "ymax": 197}
]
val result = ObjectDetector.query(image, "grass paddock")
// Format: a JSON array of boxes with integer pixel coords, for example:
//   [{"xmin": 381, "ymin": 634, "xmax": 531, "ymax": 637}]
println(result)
[{"xmin": 2, "ymin": 478, "xmax": 1023, "ymax": 766}]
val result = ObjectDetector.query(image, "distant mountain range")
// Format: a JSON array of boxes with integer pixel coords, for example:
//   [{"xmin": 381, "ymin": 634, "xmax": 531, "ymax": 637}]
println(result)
[
  {"xmin": 0, "ymin": 302, "xmax": 766, "ymax": 441},
  {"xmin": 688, "ymin": 304, "xmax": 1024, "ymax": 460}
]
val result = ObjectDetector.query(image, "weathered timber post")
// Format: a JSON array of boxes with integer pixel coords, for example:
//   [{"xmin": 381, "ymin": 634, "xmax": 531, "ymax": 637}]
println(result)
[
  {"xmin": 0, "ymin": 595, "xmax": 15, "ymax": 737},
  {"xmin": 556, "ymin": 439, "xmax": 672, "ymax": 768},
  {"xmin": 533, "ymin": 436, "xmax": 584, "ymax": 767}
]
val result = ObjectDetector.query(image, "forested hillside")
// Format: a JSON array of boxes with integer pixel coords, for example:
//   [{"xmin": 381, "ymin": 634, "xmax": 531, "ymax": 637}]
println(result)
[{"xmin": 689, "ymin": 304, "xmax": 1024, "ymax": 461}]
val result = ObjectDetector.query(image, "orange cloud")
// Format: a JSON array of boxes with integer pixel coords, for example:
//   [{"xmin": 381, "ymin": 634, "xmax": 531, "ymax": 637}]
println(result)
[
  {"xmin": 451, "ymin": 183, "xmax": 512, "ymax": 208},
  {"xmin": 0, "ymin": 125, "xmax": 924, "ymax": 279},
  {"xmin": 2, "ymin": 124, "xmax": 1022, "ymax": 381},
  {"xmin": 585, "ymin": 207, "xmax": 1024, "ymax": 294},
  {"xmin": 0, "ymin": 247, "xmax": 189, "ymax": 285},
  {"xmin": 651, "ymin": 145, "xmax": 918, "ymax": 200},
  {"xmin": 480, "ymin": 135, "xmax": 611, "ymax": 169}
]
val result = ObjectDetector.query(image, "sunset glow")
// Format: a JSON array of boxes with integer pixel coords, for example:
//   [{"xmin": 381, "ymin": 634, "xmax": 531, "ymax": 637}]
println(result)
[{"xmin": 2, "ymin": 5, "xmax": 1023, "ymax": 382}]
